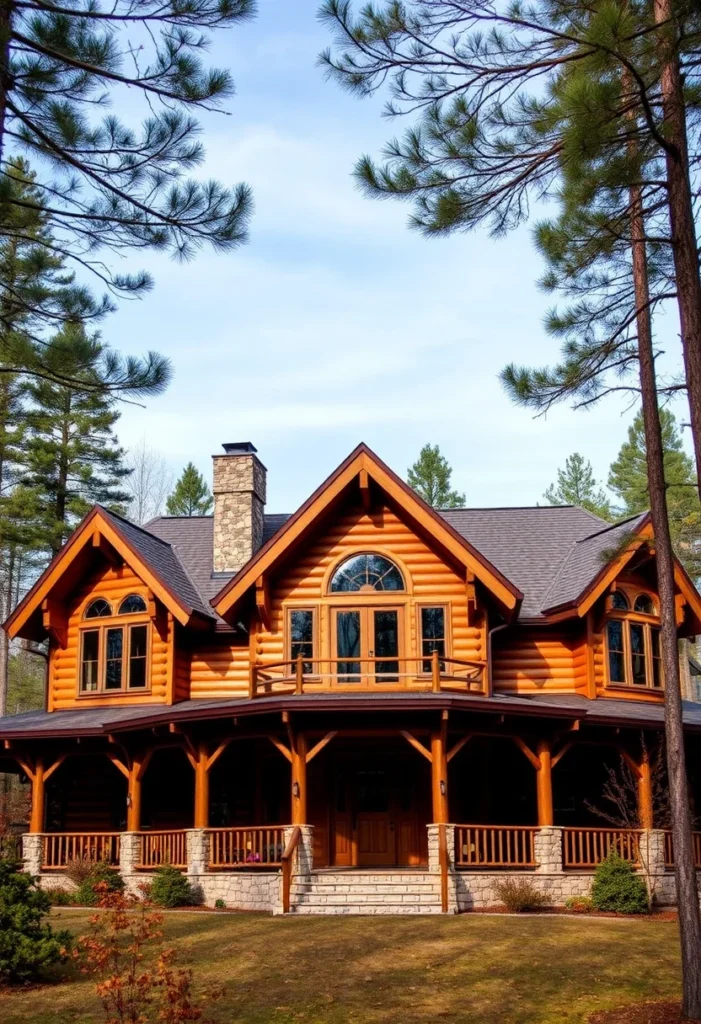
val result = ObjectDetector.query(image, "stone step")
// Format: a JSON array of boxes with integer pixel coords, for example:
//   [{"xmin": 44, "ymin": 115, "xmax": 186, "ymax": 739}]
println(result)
[
  {"xmin": 293, "ymin": 889, "xmax": 440, "ymax": 903},
  {"xmin": 291, "ymin": 881, "xmax": 440, "ymax": 895},
  {"xmin": 290, "ymin": 903, "xmax": 443, "ymax": 915}
]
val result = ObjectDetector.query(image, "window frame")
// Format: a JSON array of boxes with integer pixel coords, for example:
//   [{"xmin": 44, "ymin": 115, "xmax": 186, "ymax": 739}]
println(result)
[
  {"xmin": 77, "ymin": 595, "xmax": 152, "ymax": 696},
  {"xmin": 328, "ymin": 552, "xmax": 406, "ymax": 595},
  {"xmin": 417, "ymin": 604, "xmax": 451, "ymax": 675},
  {"xmin": 604, "ymin": 588, "xmax": 664, "ymax": 692},
  {"xmin": 285, "ymin": 606, "xmax": 319, "ymax": 678}
]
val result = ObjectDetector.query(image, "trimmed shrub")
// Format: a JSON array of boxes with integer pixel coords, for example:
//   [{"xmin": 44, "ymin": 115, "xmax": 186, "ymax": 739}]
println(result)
[
  {"xmin": 591, "ymin": 850, "xmax": 649, "ymax": 914},
  {"xmin": 149, "ymin": 865, "xmax": 195, "ymax": 908},
  {"xmin": 214, "ymin": 898, "xmax": 226, "ymax": 910},
  {"xmin": 494, "ymin": 877, "xmax": 548, "ymax": 912},
  {"xmin": 564, "ymin": 895, "xmax": 594, "ymax": 914},
  {"xmin": 0, "ymin": 859, "xmax": 71, "ymax": 982},
  {"xmin": 75, "ymin": 861, "xmax": 124, "ymax": 907}
]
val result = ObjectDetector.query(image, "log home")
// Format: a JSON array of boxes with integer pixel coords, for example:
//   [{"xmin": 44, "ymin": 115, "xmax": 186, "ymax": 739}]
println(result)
[{"xmin": 2, "ymin": 441, "xmax": 701, "ymax": 913}]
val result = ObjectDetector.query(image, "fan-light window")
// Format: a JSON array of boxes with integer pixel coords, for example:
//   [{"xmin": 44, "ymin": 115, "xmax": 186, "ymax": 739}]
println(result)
[
  {"xmin": 330, "ymin": 554, "xmax": 404, "ymax": 593},
  {"xmin": 84, "ymin": 598, "xmax": 112, "ymax": 619}
]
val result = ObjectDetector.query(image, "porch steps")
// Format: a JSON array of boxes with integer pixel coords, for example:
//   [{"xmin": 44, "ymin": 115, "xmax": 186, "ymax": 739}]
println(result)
[{"xmin": 289, "ymin": 870, "xmax": 443, "ymax": 915}]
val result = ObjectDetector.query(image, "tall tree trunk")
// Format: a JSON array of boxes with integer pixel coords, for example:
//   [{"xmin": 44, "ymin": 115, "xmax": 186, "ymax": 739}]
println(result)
[
  {"xmin": 629, "ymin": 153, "xmax": 701, "ymax": 1016},
  {"xmin": 653, "ymin": 0, "xmax": 701, "ymax": 501},
  {"xmin": 0, "ymin": 0, "xmax": 12, "ymax": 168},
  {"xmin": 0, "ymin": 543, "xmax": 15, "ymax": 719}
]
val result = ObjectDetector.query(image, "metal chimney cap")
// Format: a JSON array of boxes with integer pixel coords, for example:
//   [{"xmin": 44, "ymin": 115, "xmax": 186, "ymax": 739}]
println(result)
[{"xmin": 221, "ymin": 442, "xmax": 258, "ymax": 455}]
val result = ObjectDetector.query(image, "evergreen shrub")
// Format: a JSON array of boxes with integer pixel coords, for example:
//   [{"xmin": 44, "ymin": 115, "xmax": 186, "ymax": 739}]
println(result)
[
  {"xmin": 149, "ymin": 865, "xmax": 195, "ymax": 908},
  {"xmin": 0, "ymin": 859, "xmax": 71, "ymax": 982},
  {"xmin": 591, "ymin": 850, "xmax": 649, "ymax": 914}
]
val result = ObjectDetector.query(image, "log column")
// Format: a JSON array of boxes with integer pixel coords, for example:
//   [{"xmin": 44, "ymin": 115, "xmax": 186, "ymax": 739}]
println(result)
[
  {"xmin": 536, "ymin": 740, "xmax": 554, "ymax": 827},
  {"xmin": 194, "ymin": 744, "xmax": 210, "ymax": 830},
  {"xmin": 638, "ymin": 751, "xmax": 654, "ymax": 831},
  {"xmin": 291, "ymin": 733, "xmax": 307, "ymax": 825},
  {"xmin": 431, "ymin": 729, "xmax": 449, "ymax": 824},
  {"xmin": 29, "ymin": 760, "xmax": 45, "ymax": 834}
]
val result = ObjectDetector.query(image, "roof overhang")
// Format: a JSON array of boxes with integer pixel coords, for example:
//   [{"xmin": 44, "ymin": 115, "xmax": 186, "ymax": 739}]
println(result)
[
  {"xmin": 213, "ymin": 444, "xmax": 523, "ymax": 622},
  {"xmin": 4, "ymin": 506, "xmax": 212, "ymax": 642}
]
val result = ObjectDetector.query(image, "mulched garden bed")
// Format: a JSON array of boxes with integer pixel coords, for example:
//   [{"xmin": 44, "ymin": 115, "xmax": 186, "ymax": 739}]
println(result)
[
  {"xmin": 589, "ymin": 1002, "xmax": 701, "ymax": 1023},
  {"xmin": 466, "ymin": 906, "xmax": 678, "ymax": 920}
]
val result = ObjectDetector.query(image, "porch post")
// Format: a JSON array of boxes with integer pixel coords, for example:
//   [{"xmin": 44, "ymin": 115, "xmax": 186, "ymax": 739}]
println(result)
[
  {"xmin": 638, "ymin": 751, "xmax": 654, "ymax": 831},
  {"xmin": 431, "ymin": 727, "xmax": 448, "ymax": 824},
  {"xmin": 28, "ymin": 760, "xmax": 45, "ymax": 834},
  {"xmin": 126, "ymin": 753, "xmax": 151, "ymax": 833},
  {"xmin": 536, "ymin": 740, "xmax": 554, "ymax": 827},
  {"xmin": 194, "ymin": 744, "xmax": 210, "ymax": 830},
  {"xmin": 291, "ymin": 733, "xmax": 307, "ymax": 825}
]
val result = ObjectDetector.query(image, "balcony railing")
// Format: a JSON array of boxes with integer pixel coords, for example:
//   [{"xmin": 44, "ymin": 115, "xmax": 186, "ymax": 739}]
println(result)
[
  {"xmin": 206, "ymin": 827, "xmax": 286, "ymax": 868},
  {"xmin": 41, "ymin": 832, "xmax": 121, "ymax": 870},
  {"xmin": 454, "ymin": 825, "xmax": 538, "ymax": 868},
  {"xmin": 250, "ymin": 653, "xmax": 486, "ymax": 698},
  {"xmin": 136, "ymin": 830, "xmax": 188, "ymax": 870},
  {"xmin": 663, "ymin": 830, "xmax": 701, "ymax": 869},
  {"xmin": 562, "ymin": 828, "xmax": 641, "ymax": 869}
]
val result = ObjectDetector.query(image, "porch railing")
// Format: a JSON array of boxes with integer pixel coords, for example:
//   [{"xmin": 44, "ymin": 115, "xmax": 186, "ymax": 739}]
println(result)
[
  {"xmin": 562, "ymin": 827, "xmax": 641, "ymax": 869},
  {"xmin": 454, "ymin": 825, "xmax": 538, "ymax": 868},
  {"xmin": 41, "ymin": 832, "xmax": 121, "ymax": 870},
  {"xmin": 136, "ymin": 830, "xmax": 188, "ymax": 870},
  {"xmin": 663, "ymin": 830, "xmax": 701, "ymax": 869},
  {"xmin": 206, "ymin": 827, "xmax": 286, "ymax": 869},
  {"xmin": 251, "ymin": 653, "xmax": 486, "ymax": 698}
]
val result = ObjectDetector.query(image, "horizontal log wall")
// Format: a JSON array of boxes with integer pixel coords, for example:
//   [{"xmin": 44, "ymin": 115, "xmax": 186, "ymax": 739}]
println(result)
[
  {"xmin": 491, "ymin": 625, "xmax": 586, "ymax": 694},
  {"xmin": 189, "ymin": 639, "xmax": 250, "ymax": 699},
  {"xmin": 49, "ymin": 563, "xmax": 170, "ymax": 710}
]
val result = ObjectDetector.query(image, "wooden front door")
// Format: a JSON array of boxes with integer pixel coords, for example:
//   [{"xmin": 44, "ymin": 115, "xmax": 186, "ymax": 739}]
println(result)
[
  {"xmin": 355, "ymin": 769, "xmax": 395, "ymax": 866},
  {"xmin": 333, "ymin": 607, "xmax": 402, "ymax": 686},
  {"xmin": 331, "ymin": 754, "xmax": 428, "ymax": 868}
]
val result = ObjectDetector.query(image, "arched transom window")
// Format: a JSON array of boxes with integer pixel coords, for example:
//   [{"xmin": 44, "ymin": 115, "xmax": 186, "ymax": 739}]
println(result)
[
  {"xmin": 606, "ymin": 588, "xmax": 662, "ymax": 691},
  {"xmin": 329, "ymin": 553, "xmax": 405, "ymax": 593},
  {"xmin": 79, "ymin": 593, "xmax": 150, "ymax": 695}
]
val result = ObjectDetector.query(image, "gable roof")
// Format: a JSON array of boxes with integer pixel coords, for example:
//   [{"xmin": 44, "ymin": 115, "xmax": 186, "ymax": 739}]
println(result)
[
  {"xmin": 4, "ymin": 505, "xmax": 215, "ymax": 641},
  {"xmin": 440, "ymin": 506, "xmax": 607, "ymax": 618},
  {"xmin": 211, "ymin": 443, "xmax": 523, "ymax": 621}
]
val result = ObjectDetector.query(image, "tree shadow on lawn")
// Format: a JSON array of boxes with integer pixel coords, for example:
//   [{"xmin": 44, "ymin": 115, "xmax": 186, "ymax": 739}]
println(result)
[{"xmin": 1, "ymin": 911, "xmax": 684, "ymax": 1024}]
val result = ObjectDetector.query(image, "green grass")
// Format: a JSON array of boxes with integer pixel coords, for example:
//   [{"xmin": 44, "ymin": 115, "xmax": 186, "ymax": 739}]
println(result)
[{"xmin": 2, "ymin": 910, "xmax": 682, "ymax": 1023}]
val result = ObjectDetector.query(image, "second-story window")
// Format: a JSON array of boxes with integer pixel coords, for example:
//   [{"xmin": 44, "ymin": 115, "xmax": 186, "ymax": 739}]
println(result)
[
  {"xmin": 420, "ymin": 606, "xmax": 447, "ymax": 672},
  {"xmin": 79, "ymin": 596, "xmax": 150, "ymax": 694},
  {"xmin": 605, "ymin": 589, "xmax": 663, "ymax": 691},
  {"xmin": 288, "ymin": 608, "xmax": 315, "ymax": 673}
]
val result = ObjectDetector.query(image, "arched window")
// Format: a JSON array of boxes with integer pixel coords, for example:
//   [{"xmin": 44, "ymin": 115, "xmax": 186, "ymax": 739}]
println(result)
[
  {"xmin": 84, "ymin": 598, "xmax": 112, "ymax": 619},
  {"xmin": 119, "ymin": 595, "xmax": 147, "ymax": 615},
  {"xmin": 634, "ymin": 594, "xmax": 656, "ymax": 616},
  {"xmin": 606, "ymin": 588, "xmax": 662, "ymax": 691},
  {"xmin": 330, "ymin": 553, "xmax": 405, "ymax": 593}
]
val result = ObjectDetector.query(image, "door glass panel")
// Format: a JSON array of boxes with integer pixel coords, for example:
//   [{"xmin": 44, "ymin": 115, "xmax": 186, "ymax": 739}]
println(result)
[
  {"xmin": 356, "ymin": 771, "xmax": 389, "ymax": 812},
  {"xmin": 105, "ymin": 627, "xmax": 123, "ymax": 690},
  {"xmin": 421, "ymin": 606, "xmax": 446, "ymax": 672},
  {"xmin": 630, "ymin": 623, "xmax": 647, "ymax": 685},
  {"xmin": 373, "ymin": 609, "xmax": 399, "ymax": 682},
  {"xmin": 336, "ymin": 610, "xmax": 361, "ymax": 682}
]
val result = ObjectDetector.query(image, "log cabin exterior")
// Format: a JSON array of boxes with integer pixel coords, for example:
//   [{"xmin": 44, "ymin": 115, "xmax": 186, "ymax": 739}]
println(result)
[{"xmin": 3, "ymin": 441, "xmax": 701, "ymax": 913}]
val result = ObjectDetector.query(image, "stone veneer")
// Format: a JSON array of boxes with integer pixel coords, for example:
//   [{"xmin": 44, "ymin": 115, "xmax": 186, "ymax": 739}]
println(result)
[
  {"xmin": 212, "ymin": 449, "xmax": 266, "ymax": 573},
  {"xmin": 21, "ymin": 826, "xmax": 698, "ymax": 914}
]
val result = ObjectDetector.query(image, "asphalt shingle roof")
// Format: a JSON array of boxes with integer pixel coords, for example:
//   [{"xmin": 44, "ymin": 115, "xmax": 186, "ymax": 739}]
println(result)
[{"xmin": 140, "ymin": 505, "xmax": 649, "ymax": 622}]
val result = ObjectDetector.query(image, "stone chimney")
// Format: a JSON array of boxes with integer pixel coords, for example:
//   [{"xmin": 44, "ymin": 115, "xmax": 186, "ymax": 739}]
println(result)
[{"xmin": 212, "ymin": 442, "xmax": 267, "ymax": 573}]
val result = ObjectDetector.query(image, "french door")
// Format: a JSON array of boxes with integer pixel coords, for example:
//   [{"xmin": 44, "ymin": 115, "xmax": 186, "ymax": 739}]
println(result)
[{"xmin": 333, "ymin": 607, "xmax": 402, "ymax": 685}]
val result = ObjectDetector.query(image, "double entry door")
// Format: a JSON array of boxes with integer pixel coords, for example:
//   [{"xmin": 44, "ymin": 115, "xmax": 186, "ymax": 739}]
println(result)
[{"xmin": 333, "ymin": 606, "xmax": 402, "ymax": 686}]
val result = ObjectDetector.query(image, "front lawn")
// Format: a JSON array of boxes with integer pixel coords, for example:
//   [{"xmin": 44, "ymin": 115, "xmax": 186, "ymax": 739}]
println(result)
[{"xmin": 1, "ymin": 910, "xmax": 683, "ymax": 1024}]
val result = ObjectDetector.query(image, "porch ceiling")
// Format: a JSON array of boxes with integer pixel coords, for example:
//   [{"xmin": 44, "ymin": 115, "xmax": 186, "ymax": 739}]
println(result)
[{"xmin": 1, "ymin": 691, "xmax": 701, "ymax": 740}]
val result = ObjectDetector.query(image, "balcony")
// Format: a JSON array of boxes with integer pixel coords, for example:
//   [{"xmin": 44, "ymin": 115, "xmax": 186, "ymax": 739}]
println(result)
[{"xmin": 249, "ymin": 652, "xmax": 487, "ymax": 698}]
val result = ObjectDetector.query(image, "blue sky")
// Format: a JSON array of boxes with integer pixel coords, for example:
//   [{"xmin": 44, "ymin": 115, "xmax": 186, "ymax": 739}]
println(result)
[{"xmin": 103, "ymin": 0, "xmax": 690, "ymax": 515}]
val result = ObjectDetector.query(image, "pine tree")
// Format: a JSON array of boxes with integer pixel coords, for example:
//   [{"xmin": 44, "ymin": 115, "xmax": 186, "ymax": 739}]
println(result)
[
  {"xmin": 407, "ymin": 444, "xmax": 465, "ymax": 509},
  {"xmin": 166, "ymin": 464, "xmax": 213, "ymax": 516},
  {"xmin": 0, "ymin": 0, "xmax": 254, "ymax": 306},
  {"xmin": 544, "ymin": 454, "xmax": 612, "ymax": 520},
  {"xmin": 0, "ymin": 158, "xmax": 171, "ymax": 394},
  {"xmin": 22, "ymin": 324, "xmax": 132, "ymax": 556}
]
